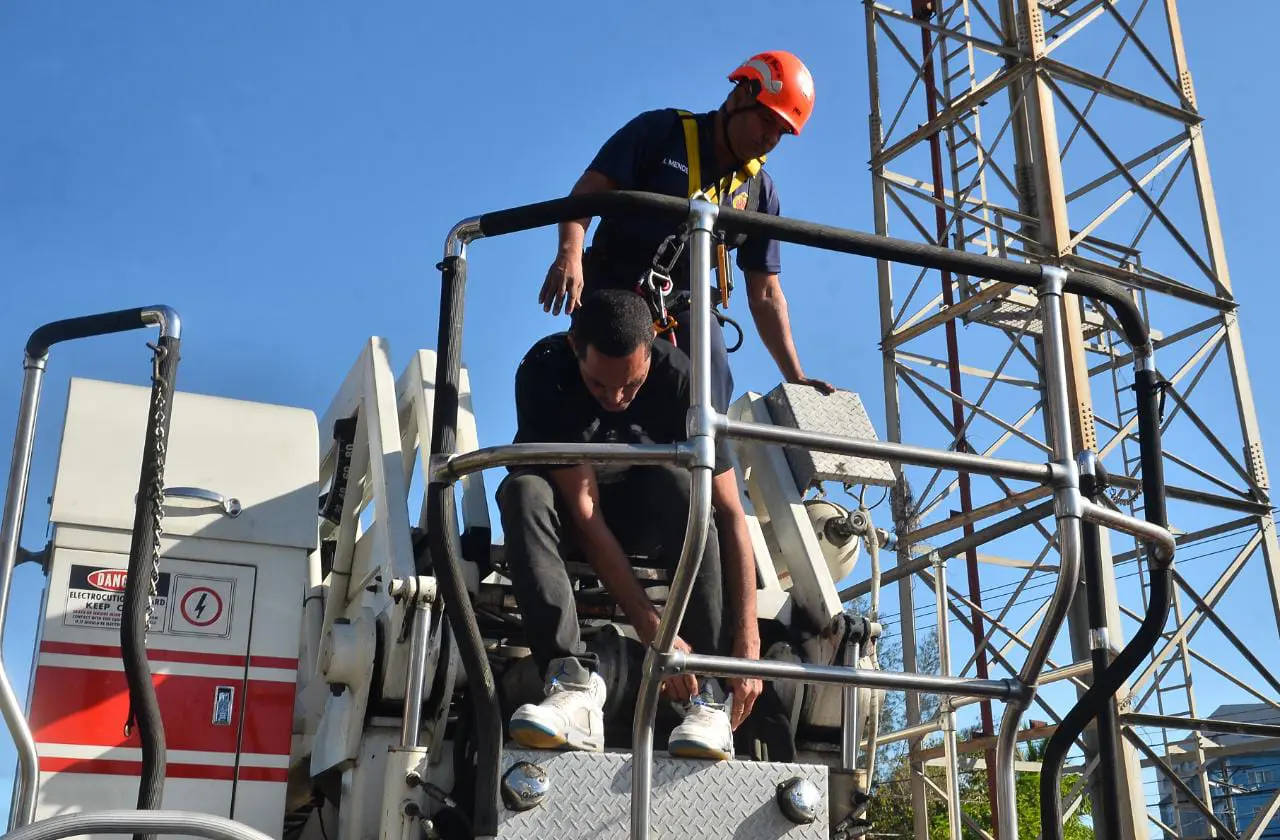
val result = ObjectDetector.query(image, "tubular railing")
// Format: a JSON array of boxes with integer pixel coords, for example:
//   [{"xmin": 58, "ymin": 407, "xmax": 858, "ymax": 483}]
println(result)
[
  {"xmin": 425, "ymin": 190, "xmax": 1176, "ymax": 840},
  {"xmin": 0, "ymin": 193, "xmax": 1173, "ymax": 840},
  {"xmin": 0, "ymin": 810, "xmax": 274, "ymax": 840},
  {"xmin": 0, "ymin": 306, "xmax": 181, "ymax": 831}
]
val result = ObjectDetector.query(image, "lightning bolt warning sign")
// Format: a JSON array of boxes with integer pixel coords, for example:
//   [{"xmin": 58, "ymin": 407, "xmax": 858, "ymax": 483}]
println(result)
[
  {"xmin": 180, "ymin": 588, "xmax": 222, "ymax": 627},
  {"xmin": 171, "ymin": 574, "xmax": 235, "ymax": 636}
]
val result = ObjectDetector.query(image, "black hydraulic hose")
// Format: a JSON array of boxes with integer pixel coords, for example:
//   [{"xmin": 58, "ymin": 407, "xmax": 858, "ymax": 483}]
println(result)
[
  {"xmin": 1040, "ymin": 570, "xmax": 1171, "ymax": 839},
  {"xmin": 1061, "ymin": 273, "xmax": 1148, "ymax": 356},
  {"xmin": 423, "ymin": 255, "xmax": 500, "ymax": 838},
  {"xmin": 469, "ymin": 192, "xmax": 1153, "ymax": 341},
  {"xmin": 1075, "ymin": 468, "xmax": 1123, "ymax": 840},
  {"xmin": 120, "ymin": 334, "xmax": 181, "ymax": 840},
  {"xmin": 1041, "ymin": 367, "xmax": 1170, "ymax": 840},
  {"xmin": 24, "ymin": 307, "xmax": 154, "ymax": 358},
  {"xmin": 472, "ymin": 190, "xmax": 1129, "ymax": 292},
  {"xmin": 477, "ymin": 192, "xmax": 689, "ymax": 239},
  {"xmin": 471, "ymin": 191, "xmax": 1152, "ymax": 344}
]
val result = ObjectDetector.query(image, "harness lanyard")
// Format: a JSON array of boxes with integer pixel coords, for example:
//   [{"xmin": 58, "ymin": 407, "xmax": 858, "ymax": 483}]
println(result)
[
  {"xmin": 677, "ymin": 111, "xmax": 763, "ymax": 310},
  {"xmin": 714, "ymin": 185, "xmax": 733, "ymax": 307}
]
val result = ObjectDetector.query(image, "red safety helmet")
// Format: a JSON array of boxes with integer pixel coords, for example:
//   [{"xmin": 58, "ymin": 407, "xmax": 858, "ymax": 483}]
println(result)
[{"xmin": 728, "ymin": 50, "xmax": 816, "ymax": 135}]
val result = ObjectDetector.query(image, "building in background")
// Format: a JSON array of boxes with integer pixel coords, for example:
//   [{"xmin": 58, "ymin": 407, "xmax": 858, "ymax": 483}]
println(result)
[{"xmin": 1159, "ymin": 704, "xmax": 1280, "ymax": 838}]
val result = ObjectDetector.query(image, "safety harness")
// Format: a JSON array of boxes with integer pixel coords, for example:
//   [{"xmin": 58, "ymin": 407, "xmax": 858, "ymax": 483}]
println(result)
[{"xmin": 636, "ymin": 110, "xmax": 763, "ymax": 347}]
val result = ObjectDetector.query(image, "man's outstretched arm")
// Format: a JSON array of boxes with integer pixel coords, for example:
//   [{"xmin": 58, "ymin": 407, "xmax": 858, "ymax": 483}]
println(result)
[
  {"xmin": 541, "ymin": 170, "xmax": 617, "ymax": 316},
  {"xmin": 744, "ymin": 269, "xmax": 834, "ymax": 394},
  {"xmin": 546, "ymin": 463, "xmax": 699, "ymax": 701},
  {"xmin": 542, "ymin": 108, "xmax": 672, "ymax": 315}
]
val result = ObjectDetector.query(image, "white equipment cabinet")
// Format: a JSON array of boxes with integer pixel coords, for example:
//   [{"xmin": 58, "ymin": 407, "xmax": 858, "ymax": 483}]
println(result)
[{"xmin": 26, "ymin": 377, "xmax": 318, "ymax": 840}]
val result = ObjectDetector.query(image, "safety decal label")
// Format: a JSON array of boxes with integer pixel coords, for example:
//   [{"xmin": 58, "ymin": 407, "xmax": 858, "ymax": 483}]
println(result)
[
  {"xmin": 212, "ymin": 685, "xmax": 236, "ymax": 726},
  {"xmin": 169, "ymin": 574, "xmax": 235, "ymax": 637},
  {"xmin": 64, "ymin": 565, "xmax": 171, "ymax": 632}
]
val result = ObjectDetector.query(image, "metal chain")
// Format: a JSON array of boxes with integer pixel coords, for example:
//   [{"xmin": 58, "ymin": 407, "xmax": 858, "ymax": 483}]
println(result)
[{"xmin": 142, "ymin": 342, "xmax": 169, "ymax": 645}]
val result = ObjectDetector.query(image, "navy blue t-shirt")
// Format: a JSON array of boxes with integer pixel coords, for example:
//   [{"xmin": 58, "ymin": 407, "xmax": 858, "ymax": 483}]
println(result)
[{"xmin": 584, "ymin": 108, "xmax": 783, "ymax": 284}]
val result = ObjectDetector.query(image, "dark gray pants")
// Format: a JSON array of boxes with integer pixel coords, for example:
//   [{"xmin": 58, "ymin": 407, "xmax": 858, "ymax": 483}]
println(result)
[{"xmin": 496, "ymin": 465, "xmax": 728, "ymax": 689}]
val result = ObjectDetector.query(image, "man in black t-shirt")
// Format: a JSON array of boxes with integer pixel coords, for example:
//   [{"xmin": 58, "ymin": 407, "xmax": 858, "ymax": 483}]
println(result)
[{"xmin": 499, "ymin": 289, "xmax": 761, "ymax": 760}]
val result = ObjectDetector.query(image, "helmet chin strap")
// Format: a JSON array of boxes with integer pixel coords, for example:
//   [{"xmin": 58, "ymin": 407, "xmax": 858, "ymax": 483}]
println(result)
[
  {"xmin": 717, "ymin": 103, "xmax": 750, "ymax": 165},
  {"xmin": 718, "ymin": 84, "xmax": 764, "ymax": 166}
]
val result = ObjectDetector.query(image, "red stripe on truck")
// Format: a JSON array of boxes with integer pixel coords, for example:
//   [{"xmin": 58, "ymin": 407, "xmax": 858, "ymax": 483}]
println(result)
[
  {"xmin": 236, "ymin": 766, "xmax": 290, "ymax": 783},
  {"xmin": 38, "ymin": 757, "xmax": 288, "ymax": 783},
  {"xmin": 39, "ymin": 757, "xmax": 236, "ymax": 781},
  {"xmin": 40, "ymin": 641, "xmax": 246, "ymax": 668},
  {"xmin": 241, "ymin": 680, "xmax": 296, "ymax": 756},
  {"xmin": 249, "ymin": 655, "xmax": 300, "ymax": 670},
  {"xmin": 39, "ymin": 641, "xmax": 297, "ymax": 672},
  {"xmin": 30, "ymin": 666, "xmax": 293, "ymax": 755}
]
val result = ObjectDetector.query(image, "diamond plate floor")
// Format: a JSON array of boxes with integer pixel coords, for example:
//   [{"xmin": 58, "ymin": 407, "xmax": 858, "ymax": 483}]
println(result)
[{"xmin": 497, "ymin": 747, "xmax": 829, "ymax": 839}]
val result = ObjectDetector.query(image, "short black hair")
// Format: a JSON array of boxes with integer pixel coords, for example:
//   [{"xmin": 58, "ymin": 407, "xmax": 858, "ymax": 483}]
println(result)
[{"xmin": 569, "ymin": 289, "xmax": 654, "ymax": 359}]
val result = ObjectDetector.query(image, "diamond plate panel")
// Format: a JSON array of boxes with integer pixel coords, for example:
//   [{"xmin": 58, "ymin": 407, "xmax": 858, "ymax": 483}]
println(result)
[
  {"xmin": 497, "ymin": 749, "xmax": 829, "ymax": 839},
  {"xmin": 763, "ymin": 384, "xmax": 896, "ymax": 490}
]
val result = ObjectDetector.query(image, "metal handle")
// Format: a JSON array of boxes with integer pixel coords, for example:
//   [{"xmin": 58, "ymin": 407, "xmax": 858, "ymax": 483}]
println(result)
[
  {"xmin": 3, "ymin": 306, "xmax": 183, "ymax": 829},
  {"xmin": 163, "ymin": 487, "xmax": 242, "ymax": 518}
]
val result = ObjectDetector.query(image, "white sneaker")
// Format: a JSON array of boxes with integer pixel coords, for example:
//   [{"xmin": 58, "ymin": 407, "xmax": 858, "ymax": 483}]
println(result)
[
  {"xmin": 667, "ymin": 686, "xmax": 734, "ymax": 760},
  {"xmin": 509, "ymin": 658, "xmax": 606, "ymax": 752}
]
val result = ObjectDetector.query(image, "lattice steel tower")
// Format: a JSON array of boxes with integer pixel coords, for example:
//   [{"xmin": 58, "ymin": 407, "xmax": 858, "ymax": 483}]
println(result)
[{"xmin": 860, "ymin": 1, "xmax": 1280, "ymax": 837}]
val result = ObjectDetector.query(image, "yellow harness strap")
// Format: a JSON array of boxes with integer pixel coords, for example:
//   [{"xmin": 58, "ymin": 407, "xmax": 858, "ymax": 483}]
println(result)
[
  {"xmin": 679, "ymin": 111, "xmax": 702, "ymax": 202},
  {"xmin": 676, "ymin": 110, "xmax": 764, "ymax": 204},
  {"xmin": 675, "ymin": 110, "xmax": 765, "ymax": 309}
]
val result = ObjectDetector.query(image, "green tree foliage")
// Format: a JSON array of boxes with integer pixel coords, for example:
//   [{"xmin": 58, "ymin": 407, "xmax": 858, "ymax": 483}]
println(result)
[
  {"xmin": 846, "ymin": 596, "xmax": 1092, "ymax": 840},
  {"xmin": 865, "ymin": 728, "xmax": 1094, "ymax": 840},
  {"xmin": 846, "ymin": 596, "xmax": 941, "ymax": 783}
]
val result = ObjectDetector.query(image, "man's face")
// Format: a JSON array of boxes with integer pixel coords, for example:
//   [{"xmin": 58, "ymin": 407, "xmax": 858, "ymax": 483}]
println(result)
[
  {"xmin": 576, "ymin": 343, "xmax": 651, "ymax": 412},
  {"xmin": 727, "ymin": 88, "xmax": 792, "ymax": 159}
]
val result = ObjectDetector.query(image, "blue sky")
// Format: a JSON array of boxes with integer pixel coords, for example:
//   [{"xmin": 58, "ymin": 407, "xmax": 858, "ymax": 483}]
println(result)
[{"xmin": 0, "ymin": 0, "xmax": 1276, "ymax": 824}]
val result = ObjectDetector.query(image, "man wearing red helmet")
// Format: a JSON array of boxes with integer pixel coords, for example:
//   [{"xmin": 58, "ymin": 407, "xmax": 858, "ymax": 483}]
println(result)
[{"xmin": 539, "ymin": 50, "xmax": 834, "ymax": 413}]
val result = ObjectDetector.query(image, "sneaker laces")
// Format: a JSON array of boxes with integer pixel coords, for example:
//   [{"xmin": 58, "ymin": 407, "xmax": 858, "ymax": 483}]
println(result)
[
  {"xmin": 683, "ymin": 690, "xmax": 728, "ymax": 725},
  {"xmin": 542, "ymin": 677, "xmax": 595, "ymax": 711}
]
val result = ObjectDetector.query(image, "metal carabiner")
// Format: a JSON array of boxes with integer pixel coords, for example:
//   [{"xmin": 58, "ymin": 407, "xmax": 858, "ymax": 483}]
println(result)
[
  {"xmin": 651, "ymin": 225, "xmax": 689, "ymax": 276},
  {"xmin": 638, "ymin": 269, "xmax": 678, "ymax": 344}
]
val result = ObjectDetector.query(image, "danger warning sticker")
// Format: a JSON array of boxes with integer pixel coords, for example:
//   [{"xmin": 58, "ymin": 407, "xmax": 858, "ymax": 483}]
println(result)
[{"xmin": 63, "ymin": 564, "xmax": 170, "ymax": 632}]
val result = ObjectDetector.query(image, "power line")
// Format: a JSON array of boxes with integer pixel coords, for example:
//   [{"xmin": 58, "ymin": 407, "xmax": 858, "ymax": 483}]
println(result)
[
  {"xmin": 871, "ymin": 539, "xmax": 1251, "ymax": 645},
  {"xmin": 873, "ymin": 533, "xmax": 1251, "ymax": 628}
]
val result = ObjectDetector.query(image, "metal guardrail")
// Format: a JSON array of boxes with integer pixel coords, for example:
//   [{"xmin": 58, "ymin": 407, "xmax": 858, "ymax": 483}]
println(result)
[
  {"xmin": 427, "ymin": 190, "xmax": 1175, "ymax": 840},
  {"xmin": 0, "ymin": 810, "xmax": 275, "ymax": 840},
  {"xmin": 0, "ymin": 192, "xmax": 1175, "ymax": 840},
  {"xmin": 0, "ymin": 306, "xmax": 181, "ymax": 830}
]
